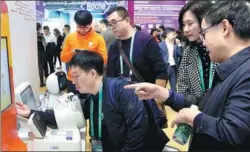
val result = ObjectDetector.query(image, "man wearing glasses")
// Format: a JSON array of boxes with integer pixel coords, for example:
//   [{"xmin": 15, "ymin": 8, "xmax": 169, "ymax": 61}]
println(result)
[
  {"xmin": 125, "ymin": 1, "xmax": 250, "ymax": 151},
  {"xmin": 105, "ymin": 6, "xmax": 168, "ymax": 127},
  {"xmin": 61, "ymin": 10, "xmax": 107, "ymax": 97}
]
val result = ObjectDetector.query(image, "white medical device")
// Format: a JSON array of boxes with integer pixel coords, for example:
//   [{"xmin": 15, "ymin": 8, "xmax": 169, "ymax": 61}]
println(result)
[
  {"xmin": 15, "ymin": 81, "xmax": 38, "ymax": 110},
  {"xmin": 15, "ymin": 81, "xmax": 38, "ymax": 142},
  {"xmin": 27, "ymin": 77, "xmax": 86, "ymax": 151}
]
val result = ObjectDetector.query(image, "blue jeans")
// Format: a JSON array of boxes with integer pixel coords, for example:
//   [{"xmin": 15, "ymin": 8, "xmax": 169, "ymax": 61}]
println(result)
[{"xmin": 167, "ymin": 65, "xmax": 177, "ymax": 92}]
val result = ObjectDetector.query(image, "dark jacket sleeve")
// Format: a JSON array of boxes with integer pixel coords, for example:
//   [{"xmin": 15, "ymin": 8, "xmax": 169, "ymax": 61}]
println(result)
[
  {"xmin": 29, "ymin": 109, "xmax": 58, "ymax": 128},
  {"xmin": 165, "ymin": 90, "xmax": 185, "ymax": 111},
  {"xmin": 146, "ymin": 99, "xmax": 167, "ymax": 128},
  {"xmin": 176, "ymin": 45, "xmax": 183, "ymax": 58},
  {"xmin": 158, "ymin": 42, "xmax": 168, "ymax": 64},
  {"xmin": 118, "ymin": 81, "xmax": 149, "ymax": 152},
  {"xmin": 145, "ymin": 39, "xmax": 168, "ymax": 80},
  {"xmin": 28, "ymin": 98, "xmax": 90, "ymax": 128},
  {"xmin": 193, "ymin": 75, "xmax": 250, "ymax": 145},
  {"xmin": 165, "ymin": 90, "xmax": 198, "ymax": 111}
]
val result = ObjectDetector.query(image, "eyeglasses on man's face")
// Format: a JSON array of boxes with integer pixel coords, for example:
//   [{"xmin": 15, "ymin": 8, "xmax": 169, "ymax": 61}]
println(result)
[
  {"xmin": 107, "ymin": 18, "xmax": 126, "ymax": 28},
  {"xmin": 199, "ymin": 25, "xmax": 214, "ymax": 42},
  {"xmin": 199, "ymin": 21, "xmax": 228, "ymax": 42}
]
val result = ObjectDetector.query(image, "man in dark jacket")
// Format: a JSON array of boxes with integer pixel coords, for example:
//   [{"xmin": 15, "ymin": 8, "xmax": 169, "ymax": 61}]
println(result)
[
  {"xmin": 124, "ymin": 1, "xmax": 250, "ymax": 151},
  {"xmin": 16, "ymin": 51, "xmax": 168, "ymax": 152},
  {"xmin": 159, "ymin": 27, "xmax": 183, "ymax": 92},
  {"xmin": 106, "ymin": 6, "xmax": 168, "ymax": 121}
]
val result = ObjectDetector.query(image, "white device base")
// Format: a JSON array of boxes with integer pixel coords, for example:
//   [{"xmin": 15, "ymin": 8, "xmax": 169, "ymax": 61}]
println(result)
[
  {"xmin": 29, "ymin": 129, "xmax": 81, "ymax": 151},
  {"xmin": 27, "ymin": 128, "xmax": 86, "ymax": 151}
]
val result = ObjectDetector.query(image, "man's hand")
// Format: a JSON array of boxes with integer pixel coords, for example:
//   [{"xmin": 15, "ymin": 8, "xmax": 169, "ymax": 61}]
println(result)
[
  {"xmin": 124, "ymin": 83, "xmax": 169, "ymax": 102},
  {"xmin": 16, "ymin": 102, "xmax": 31, "ymax": 118},
  {"xmin": 171, "ymin": 107, "xmax": 201, "ymax": 128}
]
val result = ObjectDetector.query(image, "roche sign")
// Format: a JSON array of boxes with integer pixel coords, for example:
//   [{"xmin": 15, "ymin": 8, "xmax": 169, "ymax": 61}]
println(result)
[{"xmin": 80, "ymin": 1, "xmax": 111, "ymax": 14}]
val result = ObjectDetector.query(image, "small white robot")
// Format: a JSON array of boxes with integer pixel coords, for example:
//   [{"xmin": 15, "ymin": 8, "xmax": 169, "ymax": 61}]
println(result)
[{"xmin": 39, "ymin": 69, "xmax": 68, "ymax": 110}]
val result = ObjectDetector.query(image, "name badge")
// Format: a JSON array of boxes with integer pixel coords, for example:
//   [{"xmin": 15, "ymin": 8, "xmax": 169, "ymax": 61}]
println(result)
[{"xmin": 92, "ymin": 139, "xmax": 103, "ymax": 152}]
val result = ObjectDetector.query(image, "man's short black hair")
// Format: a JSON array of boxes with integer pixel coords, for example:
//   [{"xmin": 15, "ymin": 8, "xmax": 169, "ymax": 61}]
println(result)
[
  {"xmin": 37, "ymin": 22, "xmax": 41, "ymax": 31},
  {"xmin": 162, "ymin": 27, "xmax": 176, "ymax": 39},
  {"xmin": 64, "ymin": 24, "xmax": 71, "ymax": 31},
  {"xmin": 70, "ymin": 51, "xmax": 104, "ymax": 75},
  {"xmin": 159, "ymin": 25, "xmax": 165, "ymax": 31},
  {"xmin": 53, "ymin": 28, "xmax": 61, "ymax": 36},
  {"xmin": 204, "ymin": 1, "xmax": 250, "ymax": 39},
  {"xmin": 150, "ymin": 28, "xmax": 159, "ymax": 35},
  {"xmin": 178, "ymin": 1, "xmax": 212, "ymax": 32},
  {"xmin": 43, "ymin": 26, "xmax": 50, "ymax": 31},
  {"xmin": 106, "ymin": 6, "xmax": 129, "ymax": 19},
  {"xmin": 74, "ymin": 10, "xmax": 93, "ymax": 26},
  {"xmin": 99, "ymin": 19, "xmax": 109, "ymax": 27}
]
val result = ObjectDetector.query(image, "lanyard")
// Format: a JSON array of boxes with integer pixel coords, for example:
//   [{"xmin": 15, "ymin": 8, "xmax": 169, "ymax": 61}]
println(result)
[
  {"xmin": 90, "ymin": 82, "xmax": 103, "ymax": 140},
  {"xmin": 198, "ymin": 55, "xmax": 214, "ymax": 92},
  {"xmin": 120, "ymin": 31, "xmax": 136, "ymax": 77}
]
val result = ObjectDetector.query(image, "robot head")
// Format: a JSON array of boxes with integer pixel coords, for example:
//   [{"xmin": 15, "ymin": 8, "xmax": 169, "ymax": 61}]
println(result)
[{"xmin": 46, "ymin": 71, "xmax": 67, "ymax": 93}]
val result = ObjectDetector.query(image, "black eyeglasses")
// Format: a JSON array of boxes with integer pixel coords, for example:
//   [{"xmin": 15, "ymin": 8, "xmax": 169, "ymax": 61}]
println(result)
[
  {"xmin": 199, "ymin": 19, "xmax": 235, "ymax": 42},
  {"xmin": 108, "ymin": 18, "xmax": 126, "ymax": 28},
  {"xmin": 199, "ymin": 25, "xmax": 214, "ymax": 42}
]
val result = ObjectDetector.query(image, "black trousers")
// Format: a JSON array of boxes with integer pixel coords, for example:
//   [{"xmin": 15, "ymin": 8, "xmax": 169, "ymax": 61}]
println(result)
[
  {"xmin": 53, "ymin": 54, "xmax": 62, "ymax": 66},
  {"xmin": 46, "ymin": 53, "xmax": 55, "ymax": 74},
  {"xmin": 38, "ymin": 51, "xmax": 48, "ymax": 84},
  {"xmin": 46, "ymin": 43, "xmax": 56, "ymax": 74},
  {"xmin": 53, "ymin": 49, "xmax": 62, "ymax": 66}
]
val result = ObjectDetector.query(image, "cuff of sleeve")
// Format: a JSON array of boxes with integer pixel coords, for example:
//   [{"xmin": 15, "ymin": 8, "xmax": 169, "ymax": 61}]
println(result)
[
  {"xmin": 28, "ymin": 109, "xmax": 36, "ymax": 118},
  {"xmin": 193, "ymin": 113, "xmax": 206, "ymax": 132},
  {"xmin": 155, "ymin": 73, "xmax": 168, "ymax": 80},
  {"xmin": 165, "ymin": 90, "xmax": 185, "ymax": 108},
  {"xmin": 165, "ymin": 90, "xmax": 174, "ymax": 105}
]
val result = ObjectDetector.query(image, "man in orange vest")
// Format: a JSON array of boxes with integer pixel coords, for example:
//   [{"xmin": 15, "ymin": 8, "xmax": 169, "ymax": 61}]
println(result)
[{"xmin": 61, "ymin": 10, "xmax": 107, "ymax": 97}]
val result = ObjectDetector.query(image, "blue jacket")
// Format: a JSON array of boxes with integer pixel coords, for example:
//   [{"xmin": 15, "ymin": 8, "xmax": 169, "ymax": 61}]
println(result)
[
  {"xmin": 158, "ymin": 41, "xmax": 182, "ymax": 68},
  {"xmin": 34, "ymin": 77, "xmax": 168, "ymax": 152},
  {"xmin": 166, "ymin": 47, "xmax": 250, "ymax": 151},
  {"xmin": 100, "ymin": 77, "xmax": 168, "ymax": 151}
]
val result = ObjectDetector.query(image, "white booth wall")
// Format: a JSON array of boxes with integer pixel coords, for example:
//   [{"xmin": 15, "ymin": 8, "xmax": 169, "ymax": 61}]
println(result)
[{"xmin": 6, "ymin": 1, "xmax": 40, "ymax": 101}]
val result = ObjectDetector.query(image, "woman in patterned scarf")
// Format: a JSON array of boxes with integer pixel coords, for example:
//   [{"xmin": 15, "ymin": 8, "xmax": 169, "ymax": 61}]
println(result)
[{"xmin": 177, "ymin": 1, "xmax": 217, "ymax": 101}]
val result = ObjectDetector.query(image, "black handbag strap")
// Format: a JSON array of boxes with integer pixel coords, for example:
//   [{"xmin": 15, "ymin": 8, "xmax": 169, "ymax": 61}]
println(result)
[
  {"xmin": 117, "ymin": 40, "xmax": 144, "ymax": 82},
  {"xmin": 118, "ymin": 40, "xmax": 169, "ymax": 150}
]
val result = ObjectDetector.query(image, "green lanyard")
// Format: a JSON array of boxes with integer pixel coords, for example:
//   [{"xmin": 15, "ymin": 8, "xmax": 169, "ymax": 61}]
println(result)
[
  {"xmin": 90, "ymin": 82, "xmax": 103, "ymax": 140},
  {"xmin": 120, "ymin": 31, "xmax": 136, "ymax": 77},
  {"xmin": 197, "ymin": 55, "xmax": 214, "ymax": 92}
]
